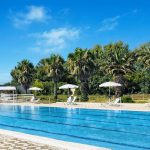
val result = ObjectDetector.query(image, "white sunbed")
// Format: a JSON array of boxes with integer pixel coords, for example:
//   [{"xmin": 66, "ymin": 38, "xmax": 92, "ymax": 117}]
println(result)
[
  {"xmin": 30, "ymin": 96, "xmax": 35, "ymax": 102},
  {"xmin": 65, "ymin": 96, "xmax": 77, "ymax": 105},
  {"xmin": 65, "ymin": 96, "xmax": 73, "ymax": 105},
  {"xmin": 101, "ymin": 97, "xmax": 121, "ymax": 107},
  {"xmin": 108, "ymin": 97, "xmax": 121, "ymax": 106},
  {"xmin": 71, "ymin": 96, "xmax": 77, "ymax": 105},
  {"xmin": 30, "ymin": 96, "xmax": 40, "ymax": 103}
]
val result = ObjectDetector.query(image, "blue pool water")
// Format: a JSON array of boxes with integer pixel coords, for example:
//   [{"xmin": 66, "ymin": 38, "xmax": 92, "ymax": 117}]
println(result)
[{"xmin": 0, "ymin": 105, "xmax": 150, "ymax": 150}]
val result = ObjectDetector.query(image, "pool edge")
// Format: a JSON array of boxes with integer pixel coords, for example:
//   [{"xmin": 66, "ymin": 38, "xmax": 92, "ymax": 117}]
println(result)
[
  {"xmin": 0, "ymin": 129, "xmax": 108, "ymax": 150},
  {"xmin": 1, "ymin": 102, "xmax": 150, "ymax": 112}
]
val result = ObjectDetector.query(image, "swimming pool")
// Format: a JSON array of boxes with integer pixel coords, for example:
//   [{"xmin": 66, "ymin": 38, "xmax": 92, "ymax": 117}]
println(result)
[{"xmin": 0, "ymin": 105, "xmax": 149, "ymax": 150}]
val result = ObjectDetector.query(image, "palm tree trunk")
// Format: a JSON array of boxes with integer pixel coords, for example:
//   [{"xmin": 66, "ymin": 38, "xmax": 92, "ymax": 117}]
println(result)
[
  {"xmin": 68, "ymin": 88, "xmax": 71, "ymax": 97},
  {"xmin": 25, "ymin": 88, "xmax": 28, "ymax": 94},
  {"xmin": 54, "ymin": 81, "xmax": 58, "ymax": 100},
  {"xmin": 24, "ymin": 85, "xmax": 28, "ymax": 94},
  {"xmin": 115, "ymin": 74, "xmax": 124, "ymax": 97},
  {"xmin": 80, "ymin": 79, "xmax": 89, "ymax": 101}
]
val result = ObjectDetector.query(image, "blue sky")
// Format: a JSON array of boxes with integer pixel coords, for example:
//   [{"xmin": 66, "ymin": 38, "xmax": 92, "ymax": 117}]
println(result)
[{"xmin": 0, "ymin": 0, "xmax": 150, "ymax": 84}]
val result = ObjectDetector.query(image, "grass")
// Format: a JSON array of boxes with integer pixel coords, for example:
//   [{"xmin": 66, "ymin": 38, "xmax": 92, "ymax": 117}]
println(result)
[
  {"xmin": 37, "ymin": 95, "xmax": 68, "ymax": 104},
  {"xmin": 36, "ymin": 94, "xmax": 150, "ymax": 104}
]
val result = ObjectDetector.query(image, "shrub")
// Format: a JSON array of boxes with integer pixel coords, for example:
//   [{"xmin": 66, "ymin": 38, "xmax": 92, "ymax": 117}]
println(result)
[{"xmin": 121, "ymin": 95, "xmax": 134, "ymax": 103}]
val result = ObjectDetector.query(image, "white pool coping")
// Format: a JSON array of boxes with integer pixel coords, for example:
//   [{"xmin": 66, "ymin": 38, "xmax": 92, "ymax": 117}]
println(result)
[
  {"xmin": 1, "ymin": 102, "xmax": 150, "ymax": 112},
  {"xmin": 0, "ymin": 129, "xmax": 108, "ymax": 150}
]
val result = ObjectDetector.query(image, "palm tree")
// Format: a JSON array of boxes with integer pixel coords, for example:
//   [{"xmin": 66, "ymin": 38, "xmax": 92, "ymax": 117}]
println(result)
[
  {"xmin": 36, "ymin": 58, "xmax": 51, "ymax": 82},
  {"xmin": 43, "ymin": 55, "xmax": 65, "ymax": 100},
  {"xmin": 90, "ymin": 45, "xmax": 111, "ymax": 94},
  {"xmin": 137, "ymin": 43, "xmax": 150, "ymax": 69},
  {"xmin": 103, "ymin": 41, "xmax": 135, "ymax": 97},
  {"xmin": 67, "ymin": 48, "xmax": 95, "ymax": 101},
  {"xmin": 11, "ymin": 60, "xmax": 35, "ymax": 93},
  {"xmin": 91, "ymin": 45, "xmax": 103, "ymax": 60},
  {"xmin": 136, "ymin": 43, "xmax": 150, "ymax": 95}
]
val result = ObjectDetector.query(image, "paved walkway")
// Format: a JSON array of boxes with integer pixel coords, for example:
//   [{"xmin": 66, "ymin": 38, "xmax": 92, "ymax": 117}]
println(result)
[
  {"xmin": 0, "ymin": 134, "xmax": 65, "ymax": 150},
  {"xmin": 50, "ymin": 102, "xmax": 150, "ymax": 112}
]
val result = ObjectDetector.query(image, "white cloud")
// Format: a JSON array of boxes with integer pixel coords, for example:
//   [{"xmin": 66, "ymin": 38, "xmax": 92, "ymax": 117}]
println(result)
[
  {"xmin": 13, "ymin": 5, "xmax": 49, "ymax": 27},
  {"xmin": 98, "ymin": 16, "xmax": 120, "ymax": 32},
  {"xmin": 98, "ymin": 9, "xmax": 139, "ymax": 32},
  {"xmin": 30, "ymin": 27, "xmax": 80, "ymax": 53}
]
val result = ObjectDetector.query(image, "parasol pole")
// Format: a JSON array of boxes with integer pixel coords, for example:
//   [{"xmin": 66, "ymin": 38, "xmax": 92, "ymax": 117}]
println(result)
[
  {"xmin": 68, "ymin": 88, "xmax": 70, "ymax": 97},
  {"xmin": 13, "ymin": 90, "xmax": 14, "ymax": 103},
  {"xmin": 109, "ymin": 86, "xmax": 111, "ymax": 102}
]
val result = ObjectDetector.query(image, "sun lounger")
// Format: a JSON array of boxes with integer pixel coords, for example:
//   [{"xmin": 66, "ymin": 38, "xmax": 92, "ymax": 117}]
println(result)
[
  {"xmin": 108, "ymin": 97, "xmax": 121, "ymax": 106},
  {"xmin": 71, "ymin": 96, "xmax": 77, "ymax": 105},
  {"xmin": 30, "ymin": 96, "xmax": 35, "ymax": 102},
  {"xmin": 101, "ymin": 97, "xmax": 121, "ymax": 107},
  {"xmin": 30, "ymin": 96, "xmax": 40, "ymax": 103},
  {"xmin": 65, "ymin": 96, "xmax": 73, "ymax": 105},
  {"xmin": 65, "ymin": 96, "xmax": 77, "ymax": 105}
]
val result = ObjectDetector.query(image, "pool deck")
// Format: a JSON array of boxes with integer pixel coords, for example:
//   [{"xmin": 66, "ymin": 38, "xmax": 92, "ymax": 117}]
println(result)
[
  {"xmin": 0, "ymin": 129, "xmax": 63, "ymax": 150},
  {"xmin": 0, "ymin": 102, "xmax": 149, "ymax": 150},
  {"xmin": 51, "ymin": 102, "xmax": 150, "ymax": 112},
  {"xmin": 0, "ymin": 129, "xmax": 107, "ymax": 150},
  {"xmin": 2, "ymin": 102, "xmax": 150, "ymax": 112}
]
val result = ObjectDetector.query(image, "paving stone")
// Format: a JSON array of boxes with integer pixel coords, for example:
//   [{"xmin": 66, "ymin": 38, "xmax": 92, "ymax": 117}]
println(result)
[{"xmin": 0, "ymin": 134, "xmax": 66, "ymax": 150}]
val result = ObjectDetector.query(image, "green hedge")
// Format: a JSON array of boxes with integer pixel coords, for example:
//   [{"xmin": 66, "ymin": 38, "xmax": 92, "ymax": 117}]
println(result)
[{"xmin": 121, "ymin": 96, "xmax": 134, "ymax": 103}]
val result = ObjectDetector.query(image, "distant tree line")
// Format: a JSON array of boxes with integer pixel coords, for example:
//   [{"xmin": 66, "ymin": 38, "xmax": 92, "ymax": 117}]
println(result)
[{"xmin": 10, "ymin": 41, "xmax": 150, "ymax": 101}]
